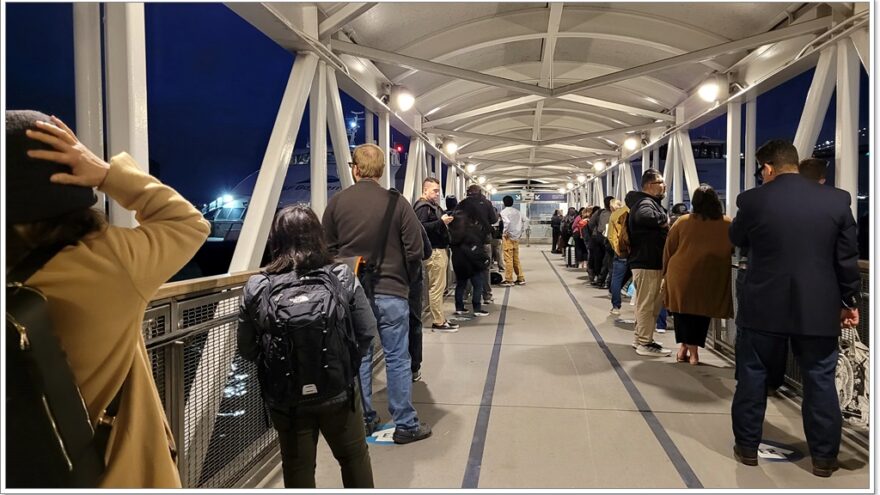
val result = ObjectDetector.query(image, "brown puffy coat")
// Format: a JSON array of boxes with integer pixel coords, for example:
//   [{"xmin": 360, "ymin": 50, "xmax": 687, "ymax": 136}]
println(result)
[{"xmin": 663, "ymin": 214, "xmax": 734, "ymax": 318}]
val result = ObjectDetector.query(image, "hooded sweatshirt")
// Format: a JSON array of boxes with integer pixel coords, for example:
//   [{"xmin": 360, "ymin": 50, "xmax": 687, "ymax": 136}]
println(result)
[{"xmin": 625, "ymin": 190, "xmax": 669, "ymax": 270}]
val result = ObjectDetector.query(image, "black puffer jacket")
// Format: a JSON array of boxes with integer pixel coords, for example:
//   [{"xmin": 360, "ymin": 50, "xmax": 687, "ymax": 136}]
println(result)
[
  {"xmin": 454, "ymin": 192, "xmax": 498, "ymax": 243},
  {"xmin": 625, "ymin": 191, "xmax": 668, "ymax": 270},
  {"xmin": 413, "ymin": 198, "xmax": 450, "ymax": 249}
]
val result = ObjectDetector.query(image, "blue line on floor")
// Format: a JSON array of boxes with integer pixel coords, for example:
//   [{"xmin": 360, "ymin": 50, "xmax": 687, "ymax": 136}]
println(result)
[
  {"xmin": 542, "ymin": 251, "xmax": 704, "ymax": 489},
  {"xmin": 461, "ymin": 286, "xmax": 511, "ymax": 489}
]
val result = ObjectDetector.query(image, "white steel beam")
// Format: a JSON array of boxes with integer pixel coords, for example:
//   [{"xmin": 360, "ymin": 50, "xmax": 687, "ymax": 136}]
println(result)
[
  {"xmin": 726, "ymin": 101, "xmax": 742, "ymax": 217},
  {"xmin": 365, "ymin": 109, "xmax": 375, "ymax": 144},
  {"xmin": 326, "ymin": 67, "xmax": 355, "ymax": 189},
  {"xmin": 641, "ymin": 149, "xmax": 649, "ymax": 174},
  {"xmin": 541, "ymin": 122, "xmax": 665, "ymax": 146},
  {"xmin": 73, "ymin": 3, "xmax": 106, "ymax": 214},
  {"xmin": 651, "ymin": 147, "xmax": 659, "ymax": 171},
  {"xmin": 424, "ymin": 95, "xmax": 544, "ymax": 128},
  {"xmin": 558, "ymin": 94, "xmax": 674, "ymax": 122},
  {"xmin": 230, "ymin": 54, "xmax": 318, "ymax": 271},
  {"xmin": 849, "ymin": 28, "xmax": 869, "ymax": 75},
  {"xmin": 310, "ymin": 62, "xmax": 329, "ymax": 217},
  {"xmin": 663, "ymin": 133, "xmax": 676, "ymax": 209},
  {"xmin": 744, "ymin": 96, "xmax": 757, "ymax": 191},
  {"xmin": 835, "ymin": 38, "xmax": 860, "ymax": 220},
  {"xmin": 446, "ymin": 163, "xmax": 457, "ymax": 200},
  {"xmin": 677, "ymin": 132, "xmax": 701, "ymax": 206},
  {"xmin": 318, "ymin": 3, "xmax": 376, "ymax": 38},
  {"xmin": 378, "ymin": 112, "xmax": 391, "ymax": 189},
  {"xmin": 594, "ymin": 177, "xmax": 605, "ymax": 204},
  {"xmin": 431, "ymin": 128, "xmax": 535, "ymax": 145},
  {"xmin": 403, "ymin": 137, "xmax": 421, "ymax": 202},
  {"xmin": 331, "ymin": 40, "xmax": 550, "ymax": 97},
  {"xmin": 792, "ymin": 47, "xmax": 837, "ymax": 160},
  {"xmin": 103, "ymin": 4, "xmax": 149, "ymax": 228},
  {"xmin": 553, "ymin": 17, "xmax": 831, "ymax": 96}
]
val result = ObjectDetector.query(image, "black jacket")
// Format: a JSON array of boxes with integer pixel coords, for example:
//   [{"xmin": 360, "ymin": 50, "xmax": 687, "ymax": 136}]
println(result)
[
  {"xmin": 237, "ymin": 263, "xmax": 376, "ymax": 361},
  {"xmin": 449, "ymin": 208, "xmax": 489, "ymax": 279},
  {"xmin": 454, "ymin": 193, "xmax": 498, "ymax": 244},
  {"xmin": 413, "ymin": 198, "xmax": 450, "ymax": 249},
  {"xmin": 550, "ymin": 215, "xmax": 562, "ymax": 229},
  {"xmin": 626, "ymin": 191, "xmax": 668, "ymax": 269},
  {"xmin": 729, "ymin": 173, "xmax": 860, "ymax": 337}
]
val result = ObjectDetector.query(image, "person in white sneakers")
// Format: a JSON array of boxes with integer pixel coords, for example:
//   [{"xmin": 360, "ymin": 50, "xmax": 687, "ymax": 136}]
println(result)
[{"xmin": 499, "ymin": 195, "xmax": 526, "ymax": 286}]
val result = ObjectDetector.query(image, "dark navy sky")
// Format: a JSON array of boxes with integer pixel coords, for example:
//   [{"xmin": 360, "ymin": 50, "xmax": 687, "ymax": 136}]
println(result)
[{"xmin": 6, "ymin": 3, "xmax": 869, "ymax": 206}]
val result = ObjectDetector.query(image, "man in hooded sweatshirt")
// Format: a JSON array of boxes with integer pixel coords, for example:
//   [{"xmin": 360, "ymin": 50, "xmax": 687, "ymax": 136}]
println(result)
[{"xmin": 626, "ymin": 169, "xmax": 672, "ymax": 357}]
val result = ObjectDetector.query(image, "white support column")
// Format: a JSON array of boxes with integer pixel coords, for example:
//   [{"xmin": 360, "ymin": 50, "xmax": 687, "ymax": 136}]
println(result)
[
  {"xmin": 793, "ymin": 48, "xmax": 837, "ymax": 160},
  {"xmin": 103, "ymin": 4, "xmax": 149, "ymax": 228},
  {"xmin": 744, "ymin": 97, "xmax": 757, "ymax": 191},
  {"xmin": 446, "ymin": 164, "xmax": 457, "ymax": 201},
  {"xmin": 310, "ymin": 62, "xmax": 329, "ymax": 217},
  {"xmin": 74, "ymin": 3, "xmax": 106, "ymax": 214},
  {"xmin": 850, "ymin": 28, "xmax": 870, "ymax": 76},
  {"xmin": 836, "ymin": 38, "xmax": 860, "ymax": 220},
  {"xmin": 663, "ymin": 137, "xmax": 676, "ymax": 209},
  {"xmin": 230, "ymin": 54, "xmax": 318, "ymax": 271},
  {"xmin": 641, "ymin": 150, "xmax": 649, "ymax": 175},
  {"xmin": 325, "ymin": 68, "xmax": 354, "ymax": 189},
  {"xmin": 435, "ymin": 152, "xmax": 444, "ymax": 197},
  {"xmin": 403, "ymin": 137, "xmax": 421, "ymax": 201},
  {"xmin": 677, "ymin": 132, "xmax": 701, "ymax": 204},
  {"xmin": 365, "ymin": 110, "xmax": 375, "ymax": 144},
  {"xmin": 594, "ymin": 176, "xmax": 605, "ymax": 203},
  {"xmin": 621, "ymin": 160, "xmax": 635, "ymax": 198},
  {"xmin": 726, "ymin": 101, "xmax": 742, "ymax": 217},
  {"xmin": 652, "ymin": 147, "xmax": 660, "ymax": 171},
  {"xmin": 673, "ymin": 138, "xmax": 683, "ymax": 205},
  {"xmin": 378, "ymin": 112, "xmax": 391, "ymax": 189}
]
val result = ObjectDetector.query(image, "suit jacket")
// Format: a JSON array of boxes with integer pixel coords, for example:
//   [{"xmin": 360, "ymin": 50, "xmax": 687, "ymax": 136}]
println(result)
[{"xmin": 729, "ymin": 173, "xmax": 860, "ymax": 337}]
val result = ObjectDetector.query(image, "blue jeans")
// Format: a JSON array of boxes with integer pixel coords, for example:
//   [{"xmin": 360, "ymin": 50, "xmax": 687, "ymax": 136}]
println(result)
[
  {"xmin": 455, "ymin": 272, "xmax": 485, "ymax": 312},
  {"xmin": 609, "ymin": 256, "xmax": 629, "ymax": 309},
  {"xmin": 732, "ymin": 328, "xmax": 841, "ymax": 460},
  {"xmin": 359, "ymin": 295, "xmax": 419, "ymax": 430},
  {"xmin": 657, "ymin": 306, "xmax": 668, "ymax": 329}
]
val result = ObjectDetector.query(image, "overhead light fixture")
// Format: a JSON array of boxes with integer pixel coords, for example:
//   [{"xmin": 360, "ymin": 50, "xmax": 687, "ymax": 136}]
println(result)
[
  {"xmin": 390, "ymin": 85, "xmax": 415, "ymax": 112},
  {"xmin": 490, "ymin": 187, "xmax": 498, "ymax": 194},
  {"xmin": 443, "ymin": 138, "xmax": 458, "ymax": 155},
  {"xmin": 577, "ymin": 174, "xmax": 587, "ymax": 183},
  {"xmin": 624, "ymin": 136, "xmax": 639, "ymax": 151},
  {"xmin": 593, "ymin": 160, "xmax": 606, "ymax": 171},
  {"xmin": 466, "ymin": 163, "xmax": 477, "ymax": 173},
  {"xmin": 222, "ymin": 194, "xmax": 234, "ymax": 204},
  {"xmin": 477, "ymin": 176, "xmax": 486, "ymax": 184},
  {"xmin": 559, "ymin": 187, "xmax": 566, "ymax": 194},
  {"xmin": 698, "ymin": 77, "xmax": 720, "ymax": 102},
  {"xmin": 566, "ymin": 182, "xmax": 574, "ymax": 190}
]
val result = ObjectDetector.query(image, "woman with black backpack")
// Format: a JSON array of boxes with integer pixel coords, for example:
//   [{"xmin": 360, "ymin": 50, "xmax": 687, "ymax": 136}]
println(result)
[{"xmin": 237, "ymin": 205, "xmax": 375, "ymax": 488}]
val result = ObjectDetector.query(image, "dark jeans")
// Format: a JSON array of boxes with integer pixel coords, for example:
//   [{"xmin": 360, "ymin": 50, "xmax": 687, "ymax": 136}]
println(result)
[
  {"xmin": 551, "ymin": 227, "xmax": 560, "ymax": 251},
  {"xmin": 269, "ymin": 389, "xmax": 374, "ymax": 488},
  {"xmin": 588, "ymin": 236, "xmax": 605, "ymax": 276},
  {"xmin": 455, "ymin": 271, "xmax": 484, "ymax": 312},
  {"xmin": 732, "ymin": 328, "xmax": 841, "ymax": 460},
  {"xmin": 609, "ymin": 256, "xmax": 630, "ymax": 309},
  {"xmin": 600, "ymin": 239, "xmax": 614, "ymax": 284},
  {"xmin": 408, "ymin": 266, "xmax": 424, "ymax": 374},
  {"xmin": 574, "ymin": 236, "xmax": 587, "ymax": 263},
  {"xmin": 735, "ymin": 267, "xmax": 786, "ymax": 389}
]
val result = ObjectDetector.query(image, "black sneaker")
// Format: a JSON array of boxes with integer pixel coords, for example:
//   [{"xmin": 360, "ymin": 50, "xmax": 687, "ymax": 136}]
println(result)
[
  {"xmin": 474, "ymin": 310, "xmax": 489, "ymax": 317},
  {"xmin": 364, "ymin": 416, "xmax": 382, "ymax": 437},
  {"xmin": 812, "ymin": 457, "xmax": 839, "ymax": 477},
  {"xmin": 733, "ymin": 445, "xmax": 758, "ymax": 466},
  {"xmin": 393, "ymin": 422, "xmax": 432, "ymax": 444},
  {"xmin": 432, "ymin": 321, "xmax": 460, "ymax": 332},
  {"xmin": 412, "ymin": 370, "xmax": 422, "ymax": 382},
  {"xmin": 514, "ymin": 280, "xmax": 526, "ymax": 286}
]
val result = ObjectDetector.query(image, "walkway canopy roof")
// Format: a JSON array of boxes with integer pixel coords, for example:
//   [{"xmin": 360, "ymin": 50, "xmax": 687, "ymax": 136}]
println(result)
[{"xmin": 230, "ymin": 2, "xmax": 867, "ymax": 191}]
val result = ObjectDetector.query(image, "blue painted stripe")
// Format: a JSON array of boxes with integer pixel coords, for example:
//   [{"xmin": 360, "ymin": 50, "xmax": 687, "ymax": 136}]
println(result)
[
  {"xmin": 461, "ymin": 287, "xmax": 511, "ymax": 489},
  {"xmin": 542, "ymin": 251, "xmax": 704, "ymax": 489}
]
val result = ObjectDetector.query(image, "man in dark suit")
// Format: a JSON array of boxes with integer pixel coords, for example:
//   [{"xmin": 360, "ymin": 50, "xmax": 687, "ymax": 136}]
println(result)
[{"xmin": 729, "ymin": 139, "xmax": 860, "ymax": 477}]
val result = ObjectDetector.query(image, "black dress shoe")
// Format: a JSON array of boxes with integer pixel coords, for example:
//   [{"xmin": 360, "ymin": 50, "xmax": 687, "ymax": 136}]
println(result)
[
  {"xmin": 812, "ymin": 458, "xmax": 839, "ymax": 477},
  {"xmin": 733, "ymin": 445, "xmax": 758, "ymax": 466}
]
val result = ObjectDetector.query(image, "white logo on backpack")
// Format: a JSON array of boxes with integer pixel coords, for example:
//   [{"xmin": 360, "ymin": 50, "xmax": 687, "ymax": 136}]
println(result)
[
  {"xmin": 302, "ymin": 384, "xmax": 318, "ymax": 395},
  {"xmin": 291, "ymin": 295, "xmax": 310, "ymax": 304}
]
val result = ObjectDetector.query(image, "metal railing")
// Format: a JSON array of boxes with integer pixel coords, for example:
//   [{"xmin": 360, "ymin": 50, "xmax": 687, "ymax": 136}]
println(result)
[{"xmin": 706, "ymin": 260, "xmax": 870, "ymax": 431}]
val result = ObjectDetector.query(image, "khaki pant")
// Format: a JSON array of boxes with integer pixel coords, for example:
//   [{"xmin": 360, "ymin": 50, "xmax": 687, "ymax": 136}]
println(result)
[
  {"xmin": 632, "ymin": 268, "xmax": 664, "ymax": 346},
  {"xmin": 502, "ymin": 238, "xmax": 525, "ymax": 282},
  {"xmin": 425, "ymin": 248, "xmax": 448, "ymax": 325}
]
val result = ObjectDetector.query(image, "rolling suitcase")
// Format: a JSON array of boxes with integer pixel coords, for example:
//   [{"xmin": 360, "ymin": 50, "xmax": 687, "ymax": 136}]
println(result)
[{"xmin": 565, "ymin": 245, "xmax": 576, "ymax": 268}]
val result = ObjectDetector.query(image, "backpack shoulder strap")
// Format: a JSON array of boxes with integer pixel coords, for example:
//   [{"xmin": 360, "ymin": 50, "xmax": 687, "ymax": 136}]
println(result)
[{"xmin": 369, "ymin": 189, "xmax": 400, "ymax": 269}]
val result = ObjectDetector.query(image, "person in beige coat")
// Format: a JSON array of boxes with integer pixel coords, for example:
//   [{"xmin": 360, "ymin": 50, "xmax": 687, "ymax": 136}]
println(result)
[
  {"xmin": 7, "ymin": 111, "xmax": 210, "ymax": 487},
  {"xmin": 663, "ymin": 184, "xmax": 733, "ymax": 365}
]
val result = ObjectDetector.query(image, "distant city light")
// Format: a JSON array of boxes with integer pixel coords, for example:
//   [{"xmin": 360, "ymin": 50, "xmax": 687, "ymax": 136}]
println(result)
[{"xmin": 349, "ymin": 120, "xmax": 357, "ymax": 129}]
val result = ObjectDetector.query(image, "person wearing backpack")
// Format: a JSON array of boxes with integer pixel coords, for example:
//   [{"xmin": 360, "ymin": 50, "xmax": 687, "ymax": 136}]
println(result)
[
  {"xmin": 238, "ymin": 205, "xmax": 375, "ymax": 488},
  {"xmin": 607, "ymin": 194, "xmax": 635, "ymax": 315},
  {"xmin": 6, "ymin": 111, "xmax": 210, "ymax": 488},
  {"xmin": 559, "ymin": 207, "xmax": 576, "ymax": 258}
]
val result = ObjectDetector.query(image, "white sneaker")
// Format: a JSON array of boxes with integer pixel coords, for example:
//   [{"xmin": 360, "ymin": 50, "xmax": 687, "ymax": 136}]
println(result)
[
  {"xmin": 610, "ymin": 308, "xmax": 621, "ymax": 316},
  {"xmin": 656, "ymin": 328, "xmax": 667, "ymax": 334},
  {"xmin": 636, "ymin": 342, "xmax": 672, "ymax": 356}
]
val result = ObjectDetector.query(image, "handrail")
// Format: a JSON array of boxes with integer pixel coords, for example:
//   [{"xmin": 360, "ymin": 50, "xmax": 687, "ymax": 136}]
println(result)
[{"xmin": 152, "ymin": 270, "xmax": 259, "ymax": 301}]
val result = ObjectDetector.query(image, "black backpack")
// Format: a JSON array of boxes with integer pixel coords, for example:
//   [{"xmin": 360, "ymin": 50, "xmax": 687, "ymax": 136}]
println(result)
[
  {"xmin": 6, "ymin": 245, "xmax": 122, "ymax": 488},
  {"xmin": 561, "ymin": 215, "xmax": 573, "ymax": 236},
  {"xmin": 256, "ymin": 266, "xmax": 360, "ymax": 413}
]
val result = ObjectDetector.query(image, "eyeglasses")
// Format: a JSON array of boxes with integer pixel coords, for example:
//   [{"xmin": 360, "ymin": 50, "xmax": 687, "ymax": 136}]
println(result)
[
  {"xmin": 348, "ymin": 161, "xmax": 357, "ymax": 168},
  {"xmin": 649, "ymin": 180, "xmax": 665, "ymax": 186}
]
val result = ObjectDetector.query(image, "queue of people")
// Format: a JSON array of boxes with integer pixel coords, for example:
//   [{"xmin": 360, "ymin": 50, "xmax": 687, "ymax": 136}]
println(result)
[{"xmin": 7, "ymin": 107, "xmax": 859, "ymax": 489}]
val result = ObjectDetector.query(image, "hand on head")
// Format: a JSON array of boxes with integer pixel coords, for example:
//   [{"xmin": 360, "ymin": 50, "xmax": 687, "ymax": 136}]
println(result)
[{"xmin": 25, "ymin": 116, "xmax": 110, "ymax": 188}]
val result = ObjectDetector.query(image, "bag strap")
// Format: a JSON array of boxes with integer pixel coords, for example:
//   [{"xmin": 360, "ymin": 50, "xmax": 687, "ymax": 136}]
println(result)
[{"xmin": 368, "ymin": 190, "xmax": 400, "ymax": 270}]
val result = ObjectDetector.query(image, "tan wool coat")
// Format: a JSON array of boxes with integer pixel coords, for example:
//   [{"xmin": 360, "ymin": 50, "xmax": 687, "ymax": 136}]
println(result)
[
  {"xmin": 663, "ymin": 214, "xmax": 734, "ymax": 318},
  {"xmin": 27, "ymin": 153, "xmax": 210, "ymax": 488}
]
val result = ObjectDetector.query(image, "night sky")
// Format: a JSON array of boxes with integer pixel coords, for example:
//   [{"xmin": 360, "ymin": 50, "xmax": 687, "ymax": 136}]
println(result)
[{"xmin": 5, "ymin": 3, "xmax": 869, "ymax": 206}]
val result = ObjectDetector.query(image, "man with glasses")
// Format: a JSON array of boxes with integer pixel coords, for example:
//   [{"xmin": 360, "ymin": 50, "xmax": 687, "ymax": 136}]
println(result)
[
  {"xmin": 625, "ymin": 169, "xmax": 672, "ymax": 356},
  {"xmin": 729, "ymin": 139, "xmax": 859, "ymax": 476},
  {"xmin": 414, "ymin": 177, "xmax": 459, "ymax": 333}
]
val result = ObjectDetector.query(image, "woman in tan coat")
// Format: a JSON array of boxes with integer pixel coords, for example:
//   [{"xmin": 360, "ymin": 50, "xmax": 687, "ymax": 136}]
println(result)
[
  {"xmin": 7, "ymin": 111, "xmax": 210, "ymax": 487},
  {"xmin": 663, "ymin": 184, "xmax": 733, "ymax": 365}
]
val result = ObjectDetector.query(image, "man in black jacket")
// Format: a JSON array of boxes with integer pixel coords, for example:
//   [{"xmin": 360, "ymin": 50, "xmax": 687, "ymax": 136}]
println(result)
[
  {"xmin": 414, "ymin": 177, "xmax": 459, "ymax": 333},
  {"xmin": 626, "ymin": 169, "xmax": 672, "ymax": 357},
  {"xmin": 729, "ymin": 140, "xmax": 859, "ymax": 477},
  {"xmin": 455, "ymin": 185, "xmax": 498, "ymax": 304}
]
